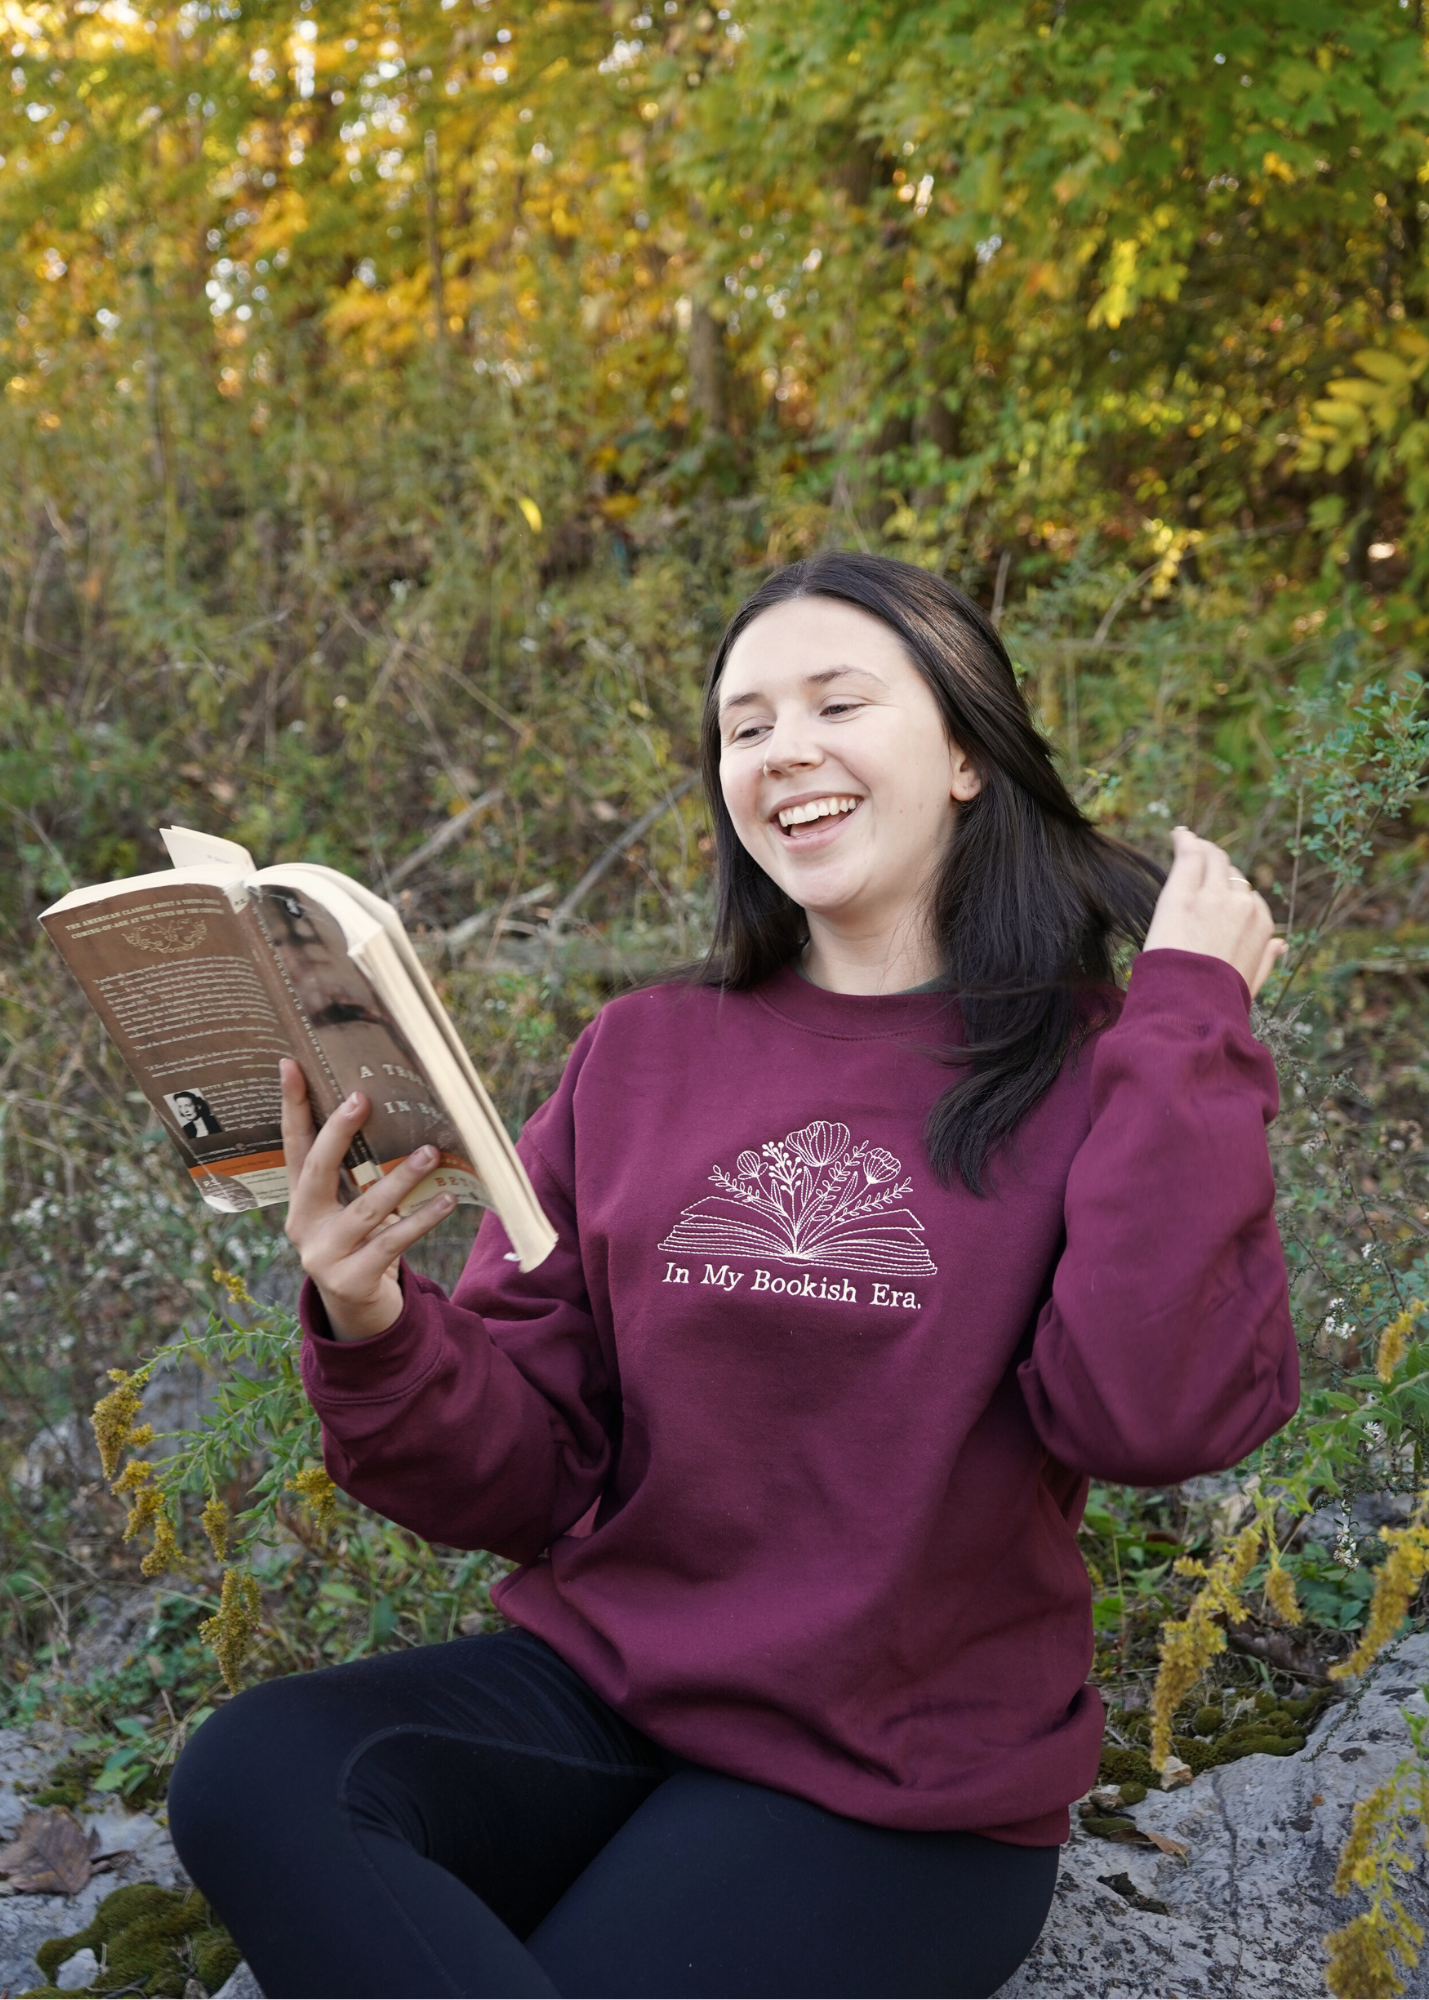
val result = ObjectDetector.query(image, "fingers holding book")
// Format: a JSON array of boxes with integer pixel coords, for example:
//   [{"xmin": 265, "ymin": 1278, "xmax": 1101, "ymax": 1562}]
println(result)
[{"xmin": 280, "ymin": 1058, "xmax": 456, "ymax": 1343}]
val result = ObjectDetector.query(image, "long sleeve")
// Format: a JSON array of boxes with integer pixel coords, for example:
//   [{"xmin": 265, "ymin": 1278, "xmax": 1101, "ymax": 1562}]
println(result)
[
  {"xmin": 300, "ymin": 1034, "xmax": 617, "ymax": 1564},
  {"xmin": 1018, "ymin": 948, "xmax": 1298, "ymax": 1485}
]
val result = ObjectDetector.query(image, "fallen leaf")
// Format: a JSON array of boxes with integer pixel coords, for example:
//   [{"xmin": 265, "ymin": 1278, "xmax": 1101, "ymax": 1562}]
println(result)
[
  {"xmin": 1098, "ymin": 1870, "xmax": 1171, "ymax": 1917},
  {"xmin": 0, "ymin": 1808, "xmax": 97, "ymax": 1895},
  {"xmin": 1144, "ymin": 1830, "xmax": 1190, "ymax": 1859},
  {"xmin": 1159, "ymin": 1754, "xmax": 1195, "ymax": 1789}
]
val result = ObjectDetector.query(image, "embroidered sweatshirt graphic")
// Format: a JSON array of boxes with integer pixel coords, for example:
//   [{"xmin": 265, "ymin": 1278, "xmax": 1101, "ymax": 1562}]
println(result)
[{"xmin": 658, "ymin": 1120, "xmax": 938, "ymax": 1276}]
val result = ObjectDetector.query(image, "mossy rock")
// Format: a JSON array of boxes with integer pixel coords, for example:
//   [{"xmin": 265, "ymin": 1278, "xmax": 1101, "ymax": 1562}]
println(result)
[
  {"xmin": 1280, "ymin": 1690, "xmax": 1332, "ymax": 1726},
  {"xmin": 1171, "ymin": 1734, "xmax": 1223, "ymax": 1775},
  {"xmin": 1099, "ymin": 1687, "xmax": 1327, "ymax": 1795},
  {"xmin": 25, "ymin": 1882, "xmax": 239, "ymax": 1999},
  {"xmin": 28, "ymin": 1751, "xmax": 104, "ymax": 1811},
  {"xmin": 1098, "ymin": 1743, "xmax": 1161, "ymax": 1792}
]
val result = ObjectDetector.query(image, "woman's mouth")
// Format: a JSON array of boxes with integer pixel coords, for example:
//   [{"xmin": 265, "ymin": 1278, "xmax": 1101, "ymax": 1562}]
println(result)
[{"xmin": 772, "ymin": 794, "xmax": 863, "ymax": 842}]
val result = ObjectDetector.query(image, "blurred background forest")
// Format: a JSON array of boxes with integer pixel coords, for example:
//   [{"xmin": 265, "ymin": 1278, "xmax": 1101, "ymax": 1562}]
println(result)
[{"xmin": 5, "ymin": 0, "xmax": 1429, "ymax": 1911}]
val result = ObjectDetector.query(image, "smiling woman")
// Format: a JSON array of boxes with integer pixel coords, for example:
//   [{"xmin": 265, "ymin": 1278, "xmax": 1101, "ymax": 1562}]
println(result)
[{"xmin": 168, "ymin": 552, "xmax": 1298, "ymax": 2000}]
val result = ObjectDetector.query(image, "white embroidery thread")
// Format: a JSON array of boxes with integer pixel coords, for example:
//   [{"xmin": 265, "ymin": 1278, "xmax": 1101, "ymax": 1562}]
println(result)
[{"xmin": 659, "ymin": 1120, "xmax": 938, "ymax": 1277}]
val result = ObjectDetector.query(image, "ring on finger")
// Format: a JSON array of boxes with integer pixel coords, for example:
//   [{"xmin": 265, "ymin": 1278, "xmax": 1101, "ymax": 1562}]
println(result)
[{"xmin": 1228, "ymin": 872, "xmax": 1250, "ymax": 888}]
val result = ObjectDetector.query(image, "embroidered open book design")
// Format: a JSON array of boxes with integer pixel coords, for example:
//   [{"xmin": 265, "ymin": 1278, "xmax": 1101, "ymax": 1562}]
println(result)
[{"xmin": 659, "ymin": 1121, "xmax": 938, "ymax": 1277}]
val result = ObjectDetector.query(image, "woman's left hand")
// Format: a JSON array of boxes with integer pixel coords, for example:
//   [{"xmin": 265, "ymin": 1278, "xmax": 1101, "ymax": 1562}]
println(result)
[{"xmin": 1143, "ymin": 826, "xmax": 1285, "ymax": 998}]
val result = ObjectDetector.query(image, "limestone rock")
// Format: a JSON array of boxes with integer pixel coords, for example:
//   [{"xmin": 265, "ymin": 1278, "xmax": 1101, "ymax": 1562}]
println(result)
[
  {"xmin": 998, "ymin": 1631, "xmax": 1429, "ymax": 1998},
  {"xmin": 52, "ymin": 1944, "xmax": 100, "ymax": 1990},
  {"xmin": 212, "ymin": 1960, "xmax": 263, "ymax": 1997}
]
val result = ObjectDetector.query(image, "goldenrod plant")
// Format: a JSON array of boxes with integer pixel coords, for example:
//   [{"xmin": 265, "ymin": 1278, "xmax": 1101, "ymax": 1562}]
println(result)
[
  {"xmin": 1324, "ymin": 1762, "xmax": 1429, "ymax": 2000},
  {"xmin": 85, "ymin": 1269, "xmax": 509, "ymax": 1700},
  {"xmin": 1318, "ymin": 1495, "xmax": 1429, "ymax": 2000}
]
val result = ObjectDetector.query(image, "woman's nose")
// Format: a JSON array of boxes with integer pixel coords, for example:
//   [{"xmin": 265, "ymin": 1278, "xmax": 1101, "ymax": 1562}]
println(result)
[{"xmin": 761, "ymin": 716, "xmax": 821, "ymax": 775}]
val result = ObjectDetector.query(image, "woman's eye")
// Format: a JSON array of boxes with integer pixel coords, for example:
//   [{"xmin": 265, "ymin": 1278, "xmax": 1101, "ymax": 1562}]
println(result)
[{"xmin": 822, "ymin": 701, "xmax": 860, "ymax": 718}]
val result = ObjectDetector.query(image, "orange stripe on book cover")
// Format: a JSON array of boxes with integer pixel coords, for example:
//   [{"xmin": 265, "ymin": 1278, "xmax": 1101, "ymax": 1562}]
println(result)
[
  {"xmin": 376, "ymin": 1150, "xmax": 479, "ymax": 1179},
  {"xmin": 187, "ymin": 1150, "xmax": 286, "ymax": 1182}
]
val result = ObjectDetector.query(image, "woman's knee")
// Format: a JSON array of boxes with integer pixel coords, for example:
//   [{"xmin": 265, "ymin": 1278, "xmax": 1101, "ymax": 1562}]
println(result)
[{"xmin": 168, "ymin": 1674, "xmax": 335, "ymax": 1879}]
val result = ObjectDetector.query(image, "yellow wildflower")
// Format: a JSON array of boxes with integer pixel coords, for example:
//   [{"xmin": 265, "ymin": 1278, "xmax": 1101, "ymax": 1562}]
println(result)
[
  {"xmin": 1326, "ymin": 1908, "xmax": 1423, "ymax": 2000},
  {"xmin": 113, "ymin": 1460, "xmax": 155, "ymax": 1494},
  {"xmin": 213, "ymin": 1266, "xmax": 255, "ymax": 1309},
  {"xmin": 1150, "ymin": 1523, "xmax": 1261, "ymax": 1774},
  {"xmin": 200, "ymin": 1569, "xmax": 262, "ymax": 1693},
  {"xmin": 91, "ymin": 1370, "xmax": 144, "ymax": 1482},
  {"xmin": 1335, "ymin": 1778, "xmax": 1409, "ymax": 1897},
  {"xmin": 1264, "ymin": 1559, "xmax": 1302, "ymax": 1626},
  {"xmin": 140, "ymin": 1501, "xmax": 179, "ymax": 1578},
  {"xmin": 121, "ymin": 1481, "xmax": 161, "ymax": 1543},
  {"xmin": 1331, "ymin": 1522, "xmax": 1429, "ymax": 1680},
  {"xmin": 1324, "ymin": 1767, "xmax": 1429, "ymax": 1998},
  {"xmin": 119, "ymin": 1479, "xmax": 178, "ymax": 1576},
  {"xmin": 286, "ymin": 1466, "xmax": 340, "ymax": 1536},
  {"xmin": 1376, "ymin": 1300, "xmax": 1426, "ymax": 1384},
  {"xmin": 201, "ymin": 1494, "xmax": 230, "ymax": 1562}
]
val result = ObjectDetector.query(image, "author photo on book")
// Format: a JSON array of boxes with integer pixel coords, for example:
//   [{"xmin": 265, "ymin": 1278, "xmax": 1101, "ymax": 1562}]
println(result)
[
  {"xmin": 168, "ymin": 552, "xmax": 1298, "ymax": 2000},
  {"xmin": 164, "ymin": 1089, "xmax": 222, "ymax": 1140}
]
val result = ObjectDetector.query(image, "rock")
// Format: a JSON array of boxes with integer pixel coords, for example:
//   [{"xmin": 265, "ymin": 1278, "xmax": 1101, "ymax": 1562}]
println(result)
[
  {"xmin": 997, "ymin": 1631, "xmax": 1429, "ymax": 1998},
  {"xmin": 62, "ymin": 1584, "xmax": 164, "ymax": 1686},
  {"xmin": 0, "ymin": 1729, "xmax": 186, "ymax": 1998},
  {"xmin": 53, "ymin": 1944, "xmax": 99, "ymax": 1990},
  {"xmin": 212, "ymin": 1960, "xmax": 264, "ymax": 1997},
  {"xmin": 9, "ymin": 1415, "xmax": 100, "ymax": 1505}
]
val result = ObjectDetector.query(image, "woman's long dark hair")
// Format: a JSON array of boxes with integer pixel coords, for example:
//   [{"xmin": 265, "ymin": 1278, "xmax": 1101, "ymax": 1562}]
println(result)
[{"xmin": 698, "ymin": 551, "xmax": 1164, "ymax": 1194}]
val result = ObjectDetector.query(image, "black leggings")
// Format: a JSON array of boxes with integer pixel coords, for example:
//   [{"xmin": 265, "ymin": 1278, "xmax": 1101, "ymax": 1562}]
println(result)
[{"xmin": 168, "ymin": 1628, "xmax": 1057, "ymax": 1999}]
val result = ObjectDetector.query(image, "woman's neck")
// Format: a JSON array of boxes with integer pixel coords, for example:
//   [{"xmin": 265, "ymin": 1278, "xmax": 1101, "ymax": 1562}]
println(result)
[{"xmin": 800, "ymin": 913, "xmax": 941, "ymax": 996}]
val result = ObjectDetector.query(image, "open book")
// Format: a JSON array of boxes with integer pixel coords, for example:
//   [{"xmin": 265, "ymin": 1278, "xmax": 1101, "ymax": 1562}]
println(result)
[{"xmin": 39, "ymin": 826, "xmax": 556, "ymax": 1271}]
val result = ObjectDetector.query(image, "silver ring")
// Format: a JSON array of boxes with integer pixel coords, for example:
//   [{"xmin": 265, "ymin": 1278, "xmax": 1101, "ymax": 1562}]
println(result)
[{"xmin": 1228, "ymin": 872, "xmax": 1250, "ymax": 888}]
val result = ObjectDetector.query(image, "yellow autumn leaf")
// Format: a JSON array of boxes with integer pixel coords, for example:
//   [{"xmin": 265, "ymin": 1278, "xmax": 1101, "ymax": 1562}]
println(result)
[
  {"xmin": 516, "ymin": 495, "xmax": 543, "ymax": 534},
  {"xmin": 1352, "ymin": 349, "xmax": 1414, "ymax": 388}
]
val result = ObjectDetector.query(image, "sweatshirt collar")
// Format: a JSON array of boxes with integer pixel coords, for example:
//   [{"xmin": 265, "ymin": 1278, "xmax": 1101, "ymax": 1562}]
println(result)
[{"xmin": 753, "ymin": 964, "xmax": 961, "ymax": 1042}]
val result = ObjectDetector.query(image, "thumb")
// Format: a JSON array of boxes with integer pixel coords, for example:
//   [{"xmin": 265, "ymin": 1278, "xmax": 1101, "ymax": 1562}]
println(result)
[{"xmin": 1166, "ymin": 824, "xmax": 1205, "ymax": 889}]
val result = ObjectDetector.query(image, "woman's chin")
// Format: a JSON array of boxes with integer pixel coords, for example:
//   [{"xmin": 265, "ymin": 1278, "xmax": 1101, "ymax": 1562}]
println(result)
[{"xmin": 775, "ymin": 873, "xmax": 884, "ymax": 928}]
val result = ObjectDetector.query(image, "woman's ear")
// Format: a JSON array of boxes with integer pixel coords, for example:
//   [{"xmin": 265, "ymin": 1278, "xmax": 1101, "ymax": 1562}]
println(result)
[{"xmin": 949, "ymin": 739, "xmax": 983, "ymax": 804}]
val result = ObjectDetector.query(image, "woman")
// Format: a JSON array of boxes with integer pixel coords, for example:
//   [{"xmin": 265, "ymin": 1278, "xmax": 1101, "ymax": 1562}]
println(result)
[{"xmin": 169, "ymin": 553, "xmax": 1297, "ymax": 1999}]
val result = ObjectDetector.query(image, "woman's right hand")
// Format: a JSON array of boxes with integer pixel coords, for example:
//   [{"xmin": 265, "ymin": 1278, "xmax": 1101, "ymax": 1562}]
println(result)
[{"xmin": 280, "ymin": 1057, "xmax": 456, "ymax": 1342}]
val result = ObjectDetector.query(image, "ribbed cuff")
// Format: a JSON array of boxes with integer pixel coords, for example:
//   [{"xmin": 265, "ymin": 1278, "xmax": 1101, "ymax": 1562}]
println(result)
[
  {"xmin": 1131, "ymin": 945, "xmax": 1252, "ymax": 1019},
  {"xmin": 299, "ymin": 1264, "xmax": 442, "ymax": 1404}
]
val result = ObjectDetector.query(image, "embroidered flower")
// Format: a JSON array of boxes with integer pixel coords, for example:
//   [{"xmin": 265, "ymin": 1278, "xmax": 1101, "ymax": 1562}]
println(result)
[
  {"xmin": 662, "ymin": 1123, "xmax": 936, "ymax": 1276},
  {"xmin": 783, "ymin": 1120, "xmax": 850, "ymax": 1168}
]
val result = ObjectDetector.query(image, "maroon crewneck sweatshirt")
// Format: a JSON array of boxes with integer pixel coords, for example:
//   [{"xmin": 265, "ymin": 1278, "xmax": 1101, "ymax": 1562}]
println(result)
[{"xmin": 300, "ymin": 948, "xmax": 1297, "ymax": 1845}]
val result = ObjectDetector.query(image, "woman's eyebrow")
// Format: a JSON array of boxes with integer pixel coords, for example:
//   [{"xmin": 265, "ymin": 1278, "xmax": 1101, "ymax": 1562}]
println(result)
[{"xmin": 719, "ymin": 664, "xmax": 886, "ymax": 714}]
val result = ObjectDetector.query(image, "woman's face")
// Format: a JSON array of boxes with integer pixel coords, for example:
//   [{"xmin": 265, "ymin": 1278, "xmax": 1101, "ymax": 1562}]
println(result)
[{"xmin": 717, "ymin": 596, "xmax": 981, "ymax": 937}]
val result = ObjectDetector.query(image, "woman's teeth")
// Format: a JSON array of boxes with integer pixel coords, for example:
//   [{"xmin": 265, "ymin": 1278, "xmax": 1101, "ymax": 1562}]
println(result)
[{"xmin": 777, "ymin": 795, "xmax": 860, "ymax": 830}]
